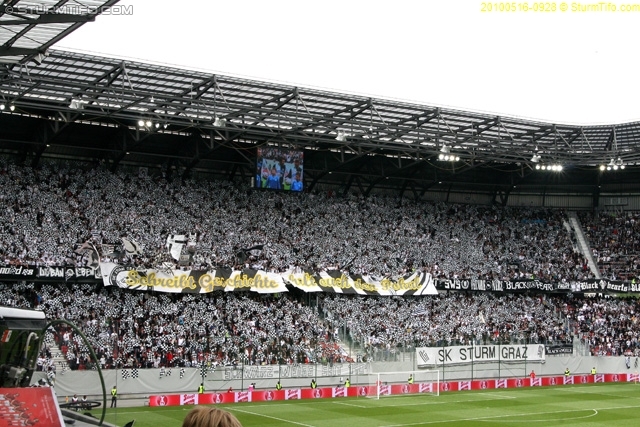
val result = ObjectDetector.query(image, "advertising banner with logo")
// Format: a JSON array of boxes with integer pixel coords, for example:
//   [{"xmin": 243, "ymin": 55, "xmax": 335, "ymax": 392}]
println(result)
[
  {"xmin": 149, "ymin": 374, "xmax": 637, "ymax": 407},
  {"xmin": 415, "ymin": 344, "xmax": 546, "ymax": 367}
]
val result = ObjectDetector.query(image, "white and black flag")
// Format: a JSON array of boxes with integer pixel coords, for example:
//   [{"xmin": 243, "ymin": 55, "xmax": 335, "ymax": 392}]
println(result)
[
  {"xmin": 75, "ymin": 241, "xmax": 100, "ymax": 268},
  {"xmin": 166, "ymin": 234, "xmax": 188, "ymax": 261},
  {"xmin": 237, "ymin": 244, "xmax": 265, "ymax": 263},
  {"xmin": 121, "ymin": 238, "xmax": 142, "ymax": 256}
]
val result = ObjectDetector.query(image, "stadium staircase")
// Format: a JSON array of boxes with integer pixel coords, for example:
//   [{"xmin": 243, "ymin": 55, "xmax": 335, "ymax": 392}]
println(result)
[
  {"xmin": 43, "ymin": 332, "xmax": 71, "ymax": 373},
  {"xmin": 573, "ymin": 335, "xmax": 590, "ymax": 356},
  {"xmin": 50, "ymin": 342, "xmax": 70, "ymax": 373},
  {"xmin": 566, "ymin": 211, "xmax": 601, "ymax": 279}
]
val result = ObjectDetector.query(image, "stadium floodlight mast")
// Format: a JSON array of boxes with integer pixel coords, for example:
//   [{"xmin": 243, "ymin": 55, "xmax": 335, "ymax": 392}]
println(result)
[
  {"xmin": 0, "ymin": 96, "xmax": 16, "ymax": 111},
  {"xmin": 601, "ymin": 158, "xmax": 625, "ymax": 171},
  {"xmin": 213, "ymin": 116, "xmax": 226, "ymax": 127},
  {"xmin": 535, "ymin": 164, "xmax": 563, "ymax": 172},
  {"xmin": 137, "ymin": 119, "xmax": 156, "ymax": 129},
  {"xmin": 438, "ymin": 153, "xmax": 460, "ymax": 162},
  {"xmin": 600, "ymin": 128, "xmax": 626, "ymax": 171},
  {"xmin": 69, "ymin": 98, "xmax": 86, "ymax": 110},
  {"xmin": 437, "ymin": 144, "xmax": 460, "ymax": 162}
]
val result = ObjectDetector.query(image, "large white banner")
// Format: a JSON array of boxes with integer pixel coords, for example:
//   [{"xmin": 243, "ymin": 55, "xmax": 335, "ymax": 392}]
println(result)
[
  {"xmin": 99, "ymin": 263, "xmax": 438, "ymax": 296},
  {"xmin": 100, "ymin": 262, "xmax": 288, "ymax": 293},
  {"xmin": 416, "ymin": 344, "xmax": 546, "ymax": 366},
  {"xmin": 286, "ymin": 270, "xmax": 438, "ymax": 296}
]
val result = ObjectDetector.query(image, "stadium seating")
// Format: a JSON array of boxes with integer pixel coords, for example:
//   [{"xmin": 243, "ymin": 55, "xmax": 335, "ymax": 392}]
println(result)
[{"xmin": 1, "ymin": 158, "xmax": 639, "ymax": 363}]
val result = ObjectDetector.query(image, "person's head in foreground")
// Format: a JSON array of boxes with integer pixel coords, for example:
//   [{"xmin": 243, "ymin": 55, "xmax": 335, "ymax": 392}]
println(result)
[{"xmin": 182, "ymin": 406, "xmax": 243, "ymax": 427}]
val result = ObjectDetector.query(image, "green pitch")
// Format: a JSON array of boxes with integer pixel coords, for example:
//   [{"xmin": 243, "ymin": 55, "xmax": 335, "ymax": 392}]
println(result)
[{"xmin": 101, "ymin": 382, "xmax": 640, "ymax": 427}]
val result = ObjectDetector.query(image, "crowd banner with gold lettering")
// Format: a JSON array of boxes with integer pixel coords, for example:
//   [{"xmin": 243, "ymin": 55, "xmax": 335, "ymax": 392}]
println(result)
[
  {"xmin": 100, "ymin": 263, "xmax": 288, "ymax": 293},
  {"xmin": 100, "ymin": 263, "xmax": 438, "ymax": 296},
  {"xmin": 416, "ymin": 344, "xmax": 546, "ymax": 367},
  {"xmin": 5, "ymin": 262, "xmax": 636, "ymax": 296},
  {"xmin": 285, "ymin": 269, "xmax": 438, "ymax": 296}
]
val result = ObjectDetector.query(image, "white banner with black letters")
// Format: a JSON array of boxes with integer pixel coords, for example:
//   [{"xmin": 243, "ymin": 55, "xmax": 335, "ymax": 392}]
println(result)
[{"xmin": 416, "ymin": 344, "xmax": 546, "ymax": 366}]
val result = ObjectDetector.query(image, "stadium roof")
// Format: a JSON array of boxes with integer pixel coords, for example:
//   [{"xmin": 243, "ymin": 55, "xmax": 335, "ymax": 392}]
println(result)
[
  {"xmin": 0, "ymin": 0, "xmax": 120, "ymax": 64},
  {"xmin": 2, "ymin": 48, "xmax": 640, "ymax": 199}
]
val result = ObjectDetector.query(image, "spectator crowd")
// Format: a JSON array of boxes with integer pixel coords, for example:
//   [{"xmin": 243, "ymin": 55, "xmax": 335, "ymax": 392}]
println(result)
[
  {"xmin": 0, "ymin": 158, "xmax": 595, "ymax": 281},
  {"xmin": 320, "ymin": 293, "xmax": 571, "ymax": 352},
  {"xmin": 3, "ymin": 281, "xmax": 640, "ymax": 368},
  {"xmin": 578, "ymin": 211, "xmax": 640, "ymax": 282},
  {"xmin": 0, "ymin": 282, "xmax": 345, "ymax": 370},
  {"xmin": 566, "ymin": 296, "xmax": 640, "ymax": 357},
  {"xmin": 0, "ymin": 157, "xmax": 639, "ymax": 368}
]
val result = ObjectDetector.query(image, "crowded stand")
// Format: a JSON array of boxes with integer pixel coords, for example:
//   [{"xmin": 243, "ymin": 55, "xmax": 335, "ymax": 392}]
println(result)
[
  {"xmin": 0, "ymin": 158, "xmax": 592, "ymax": 281},
  {"xmin": 1, "ymin": 157, "xmax": 639, "ymax": 367},
  {"xmin": 4, "ymin": 280, "xmax": 639, "ymax": 367},
  {"xmin": 0, "ymin": 282, "xmax": 347, "ymax": 370},
  {"xmin": 320, "ymin": 293, "xmax": 571, "ymax": 351},
  {"xmin": 566, "ymin": 296, "xmax": 640, "ymax": 357},
  {"xmin": 577, "ymin": 211, "xmax": 640, "ymax": 282},
  {"xmin": 0, "ymin": 282, "xmax": 575, "ymax": 369}
]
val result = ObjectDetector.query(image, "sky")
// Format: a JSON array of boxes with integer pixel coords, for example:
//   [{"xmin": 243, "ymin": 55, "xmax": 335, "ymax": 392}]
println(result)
[{"xmin": 56, "ymin": 0, "xmax": 640, "ymax": 125}]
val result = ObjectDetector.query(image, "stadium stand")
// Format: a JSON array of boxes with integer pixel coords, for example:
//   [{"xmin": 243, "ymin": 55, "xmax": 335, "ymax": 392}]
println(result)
[
  {"xmin": 1, "ymin": 158, "xmax": 640, "ymax": 364},
  {"xmin": 0, "ymin": 158, "xmax": 593, "ymax": 280},
  {"xmin": 577, "ymin": 211, "xmax": 640, "ymax": 282}
]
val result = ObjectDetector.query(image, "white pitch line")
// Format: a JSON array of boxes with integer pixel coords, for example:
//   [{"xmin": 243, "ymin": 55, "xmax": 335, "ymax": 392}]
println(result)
[
  {"xmin": 230, "ymin": 406, "xmax": 316, "ymax": 427},
  {"xmin": 371, "ymin": 395, "xmax": 522, "ymax": 408},
  {"xmin": 332, "ymin": 401, "xmax": 368, "ymax": 408},
  {"xmin": 478, "ymin": 392, "xmax": 516, "ymax": 399},
  {"xmin": 554, "ymin": 385, "xmax": 640, "ymax": 400},
  {"xmin": 380, "ymin": 404, "xmax": 640, "ymax": 427},
  {"xmin": 478, "ymin": 409, "xmax": 599, "ymax": 423}
]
